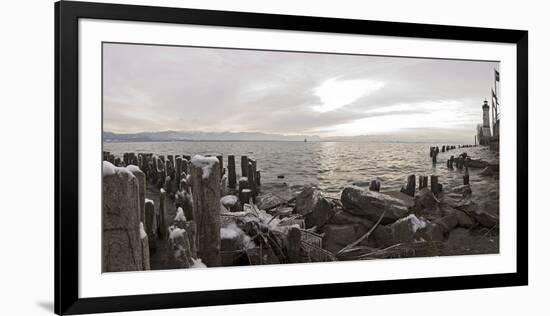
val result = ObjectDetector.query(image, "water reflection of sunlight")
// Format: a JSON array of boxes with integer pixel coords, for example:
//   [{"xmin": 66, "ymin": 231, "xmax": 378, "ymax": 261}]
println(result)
[{"xmin": 319, "ymin": 142, "xmax": 339, "ymax": 175}]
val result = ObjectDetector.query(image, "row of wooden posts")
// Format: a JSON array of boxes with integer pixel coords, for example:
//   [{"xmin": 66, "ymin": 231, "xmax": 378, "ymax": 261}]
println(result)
[
  {"xmin": 104, "ymin": 152, "xmax": 262, "ymax": 195},
  {"xmin": 429, "ymin": 144, "xmax": 477, "ymax": 165},
  {"xmin": 103, "ymin": 151, "xmax": 265, "ymax": 268}
]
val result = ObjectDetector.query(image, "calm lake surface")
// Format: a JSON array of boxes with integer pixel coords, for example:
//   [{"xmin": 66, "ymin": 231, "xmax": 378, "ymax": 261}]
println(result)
[{"xmin": 104, "ymin": 141, "xmax": 499, "ymax": 201}]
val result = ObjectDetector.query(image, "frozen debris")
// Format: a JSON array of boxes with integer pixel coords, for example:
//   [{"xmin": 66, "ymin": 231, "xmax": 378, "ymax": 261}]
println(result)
[
  {"xmin": 174, "ymin": 207, "xmax": 186, "ymax": 222},
  {"xmin": 190, "ymin": 258, "xmax": 207, "ymax": 269},
  {"xmin": 190, "ymin": 155, "xmax": 219, "ymax": 179}
]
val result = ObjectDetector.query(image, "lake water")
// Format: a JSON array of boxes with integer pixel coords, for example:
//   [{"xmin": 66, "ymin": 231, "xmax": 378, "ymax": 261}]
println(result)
[{"xmin": 104, "ymin": 141, "xmax": 499, "ymax": 203}]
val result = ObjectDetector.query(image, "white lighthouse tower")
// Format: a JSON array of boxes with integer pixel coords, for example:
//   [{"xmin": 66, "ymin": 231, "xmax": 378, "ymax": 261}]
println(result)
[
  {"xmin": 482, "ymin": 100, "xmax": 491, "ymax": 129},
  {"xmin": 477, "ymin": 100, "xmax": 492, "ymax": 145}
]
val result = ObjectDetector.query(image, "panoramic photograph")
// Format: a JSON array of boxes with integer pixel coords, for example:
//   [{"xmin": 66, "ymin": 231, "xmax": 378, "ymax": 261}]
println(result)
[{"xmin": 101, "ymin": 42, "xmax": 500, "ymax": 272}]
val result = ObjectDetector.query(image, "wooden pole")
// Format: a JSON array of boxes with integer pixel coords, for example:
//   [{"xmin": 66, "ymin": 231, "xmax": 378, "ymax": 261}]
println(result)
[
  {"xmin": 190, "ymin": 156, "xmax": 221, "ymax": 267},
  {"xmin": 227, "ymin": 155, "xmax": 237, "ymax": 189},
  {"xmin": 158, "ymin": 189, "xmax": 167, "ymax": 239},
  {"xmin": 400, "ymin": 174, "xmax": 416, "ymax": 197},
  {"xmin": 240, "ymin": 156, "xmax": 248, "ymax": 177}
]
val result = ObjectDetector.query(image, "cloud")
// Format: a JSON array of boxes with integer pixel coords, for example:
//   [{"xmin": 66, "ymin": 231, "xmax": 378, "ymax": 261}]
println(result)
[{"xmin": 103, "ymin": 43, "xmax": 499, "ymax": 142}]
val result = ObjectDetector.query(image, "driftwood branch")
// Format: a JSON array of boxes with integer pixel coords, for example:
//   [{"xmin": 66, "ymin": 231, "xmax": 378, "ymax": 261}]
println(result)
[{"xmin": 336, "ymin": 210, "xmax": 386, "ymax": 257}]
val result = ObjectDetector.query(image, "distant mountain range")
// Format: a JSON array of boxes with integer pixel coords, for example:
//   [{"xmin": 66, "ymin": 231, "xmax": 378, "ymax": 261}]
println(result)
[
  {"xmin": 103, "ymin": 131, "xmax": 322, "ymax": 142},
  {"xmin": 103, "ymin": 130, "xmax": 471, "ymax": 144}
]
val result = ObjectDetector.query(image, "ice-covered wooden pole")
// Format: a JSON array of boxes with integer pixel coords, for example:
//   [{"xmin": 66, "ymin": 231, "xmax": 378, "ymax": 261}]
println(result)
[
  {"xmin": 400, "ymin": 174, "xmax": 416, "ymax": 197},
  {"xmin": 190, "ymin": 155, "xmax": 221, "ymax": 267},
  {"xmin": 247, "ymin": 159, "xmax": 257, "ymax": 202},
  {"xmin": 227, "ymin": 155, "xmax": 237, "ymax": 189},
  {"xmin": 144, "ymin": 199, "xmax": 156, "ymax": 250},
  {"xmin": 240, "ymin": 155, "xmax": 248, "ymax": 177},
  {"xmin": 175, "ymin": 156, "xmax": 183, "ymax": 191},
  {"xmin": 216, "ymin": 155, "xmax": 224, "ymax": 179},
  {"xmin": 102, "ymin": 162, "xmax": 144, "ymax": 272},
  {"xmin": 369, "ymin": 180, "xmax": 380, "ymax": 192},
  {"xmin": 127, "ymin": 165, "xmax": 146, "ymax": 223},
  {"xmin": 158, "ymin": 188, "xmax": 167, "ymax": 239}
]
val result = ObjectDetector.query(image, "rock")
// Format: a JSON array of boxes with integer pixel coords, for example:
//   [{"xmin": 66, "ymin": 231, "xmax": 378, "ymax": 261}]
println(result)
[
  {"xmin": 450, "ymin": 184, "xmax": 472, "ymax": 196},
  {"xmin": 322, "ymin": 224, "xmax": 367, "ymax": 254},
  {"xmin": 102, "ymin": 162, "xmax": 143, "ymax": 272},
  {"xmin": 390, "ymin": 214, "xmax": 428, "ymax": 243},
  {"xmin": 341, "ymin": 186, "xmax": 409, "ymax": 224},
  {"xmin": 415, "ymin": 187, "xmax": 438, "ymax": 209},
  {"xmin": 385, "ymin": 191, "xmax": 415, "ymax": 209},
  {"xmin": 480, "ymin": 165, "xmax": 499, "ymax": 177},
  {"xmin": 371, "ymin": 225, "xmax": 394, "ymax": 248},
  {"xmin": 257, "ymin": 193, "xmax": 286, "ymax": 210},
  {"xmin": 417, "ymin": 214, "xmax": 459, "ymax": 242},
  {"xmin": 471, "ymin": 210, "xmax": 499, "ymax": 228},
  {"xmin": 457, "ymin": 202, "xmax": 499, "ymax": 228},
  {"xmin": 440, "ymin": 206, "xmax": 476, "ymax": 228},
  {"xmin": 294, "ymin": 186, "xmax": 335, "ymax": 228},
  {"xmin": 328, "ymin": 210, "xmax": 374, "ymax": 230},
  {"xmin": 468, "ymin": 159, "xmax": 489, "ymax": 168}
]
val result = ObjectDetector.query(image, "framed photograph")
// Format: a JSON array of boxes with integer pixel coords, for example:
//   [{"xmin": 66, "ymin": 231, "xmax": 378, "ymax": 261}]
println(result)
[{"xmin": 55, "ymin": 1, "xmax": 528, "ymax": 314}]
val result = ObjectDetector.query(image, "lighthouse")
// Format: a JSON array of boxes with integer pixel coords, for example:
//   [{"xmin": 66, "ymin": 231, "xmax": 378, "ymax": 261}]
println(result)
[
  {"xmin": 477, "ymin": 100, "xmax": 492, "ymax": 145},
  {"xmin": 482, "ymin": 100, "xmax": 490, "ymax": 128}
]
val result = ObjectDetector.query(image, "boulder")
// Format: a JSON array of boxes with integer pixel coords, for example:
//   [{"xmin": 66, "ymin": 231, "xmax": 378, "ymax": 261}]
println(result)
[
  {"xmin": 417, "ymin": 214, "xmax": 459, "ymax": 242},
  {"xmin": 257, "ymin": 193, "xmax": 287, "ymax": 210},
  {"xmin": 328, "ymin": 210, "xmax": 374, "ymax": 230},
  {"xmin": 390, "ymin": 214, "xmax": 428, "ymax": 243},
  {"xmin": 480, "ymin": 165, "xmax": 499, "ymax": 177},
  {"xmin": 468, "ymin": 159, "xmax": 489, "ymax": 168},
  {"xmin": 385, "ymin": 191, "xmax": 415, "ymax": 209},
  {"xmin": 415, "ymin": 187, "xmax": 438, "ymax": 209},
  {"xmin": 457, "ymin": 202, "xmax": 499, "ymax": 228},
  {"xmin": 340, "ymin": 186, "xmax": 409, "ymax": 224},
  {"xmin": 371, "ymin": 224, "xmax": 394, "ymax": 248},
  {"xmin": 322, "ymin": 224, "xmax": 367, "ymax": 254},
  {"xmin": 295, "ymin": 186, "xmax": 335, "ymax": 228}
]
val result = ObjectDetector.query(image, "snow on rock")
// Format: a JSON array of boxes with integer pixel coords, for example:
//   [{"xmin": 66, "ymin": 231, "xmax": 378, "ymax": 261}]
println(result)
[
  {"xmin": 174, "ymin": 207, "xmax": 186, "ymax": 222},
  {"xmin": 145, "ymin": 198, "xmax": 154, "ymax": 205},
  {"xmin": 191, "ymin": 155, "xmax": 219, "ymax": 179},
  {"xmin": 190, "ymin": 258, "xmax": 207, "ymax": 269}
]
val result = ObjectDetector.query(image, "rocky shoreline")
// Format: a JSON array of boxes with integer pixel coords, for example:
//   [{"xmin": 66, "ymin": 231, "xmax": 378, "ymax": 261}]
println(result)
[{"xmin": 101, "ymin": 148, "xmax": 499, "ymax": 272}]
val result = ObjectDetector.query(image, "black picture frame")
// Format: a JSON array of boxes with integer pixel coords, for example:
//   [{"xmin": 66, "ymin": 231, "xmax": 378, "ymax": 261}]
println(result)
[{"xmin": 55, "ymin": 1, "xmax": 528, "ymax": 315}]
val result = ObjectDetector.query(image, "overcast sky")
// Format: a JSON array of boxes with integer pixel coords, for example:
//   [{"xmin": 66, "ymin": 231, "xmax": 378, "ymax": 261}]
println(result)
[{"xmin": 103, "ymin": 43, "xmax": 499, "ymax": 142}]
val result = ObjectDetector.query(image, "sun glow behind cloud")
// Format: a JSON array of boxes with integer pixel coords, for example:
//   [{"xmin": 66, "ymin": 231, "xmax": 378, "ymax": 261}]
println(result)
[
  {"xmin": 311, "ymin": 78, "xmax": 385, "ymax": 113},
  {"xmin": 312, "ymin": 100, "xmax": 478, "ymax": 137}
]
